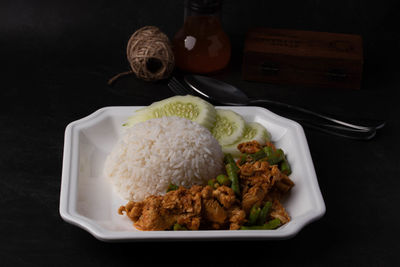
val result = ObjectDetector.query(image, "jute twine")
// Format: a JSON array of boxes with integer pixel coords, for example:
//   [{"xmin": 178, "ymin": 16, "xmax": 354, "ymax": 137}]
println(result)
[{"xmin": 108, "ymin": 26, "xmax": 174, "ymax": 84}]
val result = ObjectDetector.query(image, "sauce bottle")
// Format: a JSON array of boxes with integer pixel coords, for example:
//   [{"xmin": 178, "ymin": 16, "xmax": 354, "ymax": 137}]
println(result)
[{"xmin": 173, "ymin": 0, "xmax": 231, "ymax": 74}]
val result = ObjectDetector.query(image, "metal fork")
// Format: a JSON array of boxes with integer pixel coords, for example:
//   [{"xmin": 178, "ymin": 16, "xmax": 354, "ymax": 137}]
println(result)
[{"xmin": 168, "ymin": 77, "xmax": 193, "ymax": 95}]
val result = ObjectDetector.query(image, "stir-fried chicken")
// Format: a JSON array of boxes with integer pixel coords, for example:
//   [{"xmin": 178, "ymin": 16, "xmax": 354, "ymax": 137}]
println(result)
[
  {"xmin": 119, "ymin": 185, "xmax": 246, "ymax": 230},
  {"xmin": 269, "ymin": 199, "xmax": 291, "ymax": 224},
  {"xmin": 119, "ymin": 140, "xmax": 294, "ymax": 231},
  {"xmin": 238, "ymin": 141, "xmax": 294, "ymax": 222},
  {"xmin": 237, "ymin": 140, "xmax": 262, "ymax": 154}
]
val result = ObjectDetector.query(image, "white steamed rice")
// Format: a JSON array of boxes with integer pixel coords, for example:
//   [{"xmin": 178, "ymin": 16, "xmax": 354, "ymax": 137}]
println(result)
[{"xmin": 104, "ymin": 116, "xmax": 224, "ymax": 201}]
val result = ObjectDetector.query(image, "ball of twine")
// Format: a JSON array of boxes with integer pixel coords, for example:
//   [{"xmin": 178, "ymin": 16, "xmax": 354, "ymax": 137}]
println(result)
[{"xmin": 108, "ymin": 26, "xmax": 174, "ymax": 84}]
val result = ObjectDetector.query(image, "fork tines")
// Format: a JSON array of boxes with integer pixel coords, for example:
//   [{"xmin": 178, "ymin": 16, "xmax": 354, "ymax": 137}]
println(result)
[{"xmin": 168, "ymin": 77, "xmax": 191, "ymax": 96}]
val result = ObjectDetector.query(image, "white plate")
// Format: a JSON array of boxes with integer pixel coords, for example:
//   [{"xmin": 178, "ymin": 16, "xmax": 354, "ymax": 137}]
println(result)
[{"xmin": 59, "ymin": 106, "xmax": 325, "ymax": 241}]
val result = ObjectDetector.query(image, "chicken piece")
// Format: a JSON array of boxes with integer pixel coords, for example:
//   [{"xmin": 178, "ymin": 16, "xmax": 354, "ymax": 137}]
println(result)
[
  {"xmin": 269, "ymin": 165, "xmax": 284, "ymax": 185},
  {"xmin": 212, "ymin": 186, "xmax": 236, "ymax": 208},
  {"xmin": 189, "ymin": 185, "xmax": 203, "ymax": 194},
  {"xmin": 237, "ymin": 140, "xmax": 262, "ymax": 154},
  {"xmin": 239, "ymin": 162, "xmax": 256, "ymax": 176},
  {"xmin": 202, "ymin": 186, "xmax": 246, "ymax": 229},
  {"xmin": 240, "ymin": 162, "xmax": 274, "ymax": 213},
  {"xmin": 239, "ymin": 161, "xmax": 270, "ymax": 177},
  {"xmin": 161, "ymin": 188, "xmax": 183, "ymax": 210},
  {"xmin": 270, "ymin": 199, "xmax": 291, "ymax": 224},
  {"xmin": 253, "ymin": 161, "xmax": 270, "ymax": 172},
  {"xmin": 119, "ymin": 184, "xmax": 247, "ymax": 231},
  {"xmin": 202, "ymin": 199, "xmax": 227, "ymax": 225},
  {"xmin": 134, "ymin": 196, "xmax": 176, "ymax": 231},
  {"xmin": 190, "ymin": 188, "xmax": 203, "ymax": 214},
  {"xmin": 202, "ymin": 186, "xmax": 247, "ymax": 229},
  {"xmin": 228, "ymin": 207, "xmax": 246, "ymax": 230},
  {"xmin": 274, "ymin": 173, "xmax": 295, "ymax": 194},
  {"xmin": 118, "ymin": 201, "xmax": 144, "ymax": 222},
  {"xmin": 241, "ymin": 184, "xmax": 267, "ymax": 213},
  {"xmin": 176, "ymin": 214, "xmax": 201, "ymax": 230},
  {"xmin": 201, "ymin": 185, "xmax": 213, "ymax": 199},
  {"xmin": 238, "ymin": 159, "xmax": 294, "ymax": 221},
  {"xmin": 118, "ymin": 187, "xmax": 201, "ymax": 230},
  {"xmin": 201, "ymin": 186, "xmax": 228, "ymax": 225}
]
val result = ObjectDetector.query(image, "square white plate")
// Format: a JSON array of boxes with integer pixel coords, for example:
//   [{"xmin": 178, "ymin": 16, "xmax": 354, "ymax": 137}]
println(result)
[{"xmin": 59, "ymin": 106, "xmax": 325, "ymax": 241}]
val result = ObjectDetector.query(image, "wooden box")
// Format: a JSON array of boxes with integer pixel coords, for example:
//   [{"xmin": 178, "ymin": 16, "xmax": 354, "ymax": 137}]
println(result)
[{"xmin": 242, "ymin": 28, "xmax": 363, "ymax": 89}]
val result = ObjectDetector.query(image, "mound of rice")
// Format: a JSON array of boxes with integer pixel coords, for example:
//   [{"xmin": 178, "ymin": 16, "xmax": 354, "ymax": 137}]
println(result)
[{"xmin": 104, "ymin": 116, "xmax": 224, "ymax": 201}]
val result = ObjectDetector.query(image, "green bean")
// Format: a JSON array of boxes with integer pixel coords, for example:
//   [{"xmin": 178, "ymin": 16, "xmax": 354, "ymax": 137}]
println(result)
[
  {"xmin": 257, "ymin": 201, "xmax": 272, "ymax": 225},
  {"xmin": 263, "ymin": 147, "xmax": 284, "ymax": 165},
  {"xmin": 240, "ymin": 218, "xmax": 281, "ymax": 230},
  {"xmin": 224, "ymin": 154, "xmax": 239, "ymax": 172},
  {"xmin": 280, "ymin": 158, "xmax": 292, "ymax": 175},
  {"xmin": 248, "ymin": 204, "xmax": 261, "ymax": 225},
  {"xmin": 264, "ymin": 218, "xmax": 281, "ymax": 229},
  {"xmin": 173, "ymin": 223, "xmax": 187, "ymax": 231},
  {"xmin": 239, "ymin": 154, "xmax": 248, "ymax": 165},
  {"xmin": 240, "ymin": 225, "xmax": 267, "ymax": 230},
  {"xmin": 249, "ymin": 148, "xmax": 267, "ymax": 161},
  {"xmin": 226, "ymin": 163, "xmax": 240, "ymax": 196},
  {"xmin": 225, "ymin": 154, "xmax": 240, "ymax": 194},
  {"xmin": 166, "ymin": 183, "xmax": 179, "ymax": 192},
  {"xmin": 208, "ymin": 179, "xmax": 217, "ymax": 188},
  {"xmin": 238, "ymin": 149, "xmax": 267, "ymax": 164},
  {"xmin": 263, "ymin": 146, "xmax": 274, "ymax": 157},
  {"xmin": 275, "ymin": 149, "xmax": 285, "ymax": 163},
  {"xmin": 216, "ymin": 174, "xmax": 231, "ymax": 186}
]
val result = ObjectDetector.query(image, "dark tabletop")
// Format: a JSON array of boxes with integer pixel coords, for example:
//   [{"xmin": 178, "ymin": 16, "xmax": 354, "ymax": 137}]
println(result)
[{"xmin": 1, "ymin": 0, "xmax": 399, "ymax": 266}]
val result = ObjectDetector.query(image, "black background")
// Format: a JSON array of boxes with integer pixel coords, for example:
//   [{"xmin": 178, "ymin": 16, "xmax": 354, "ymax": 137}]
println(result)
[{"xmin": 1, "ymin": 0, "xmax": 400, "ymax": 266}]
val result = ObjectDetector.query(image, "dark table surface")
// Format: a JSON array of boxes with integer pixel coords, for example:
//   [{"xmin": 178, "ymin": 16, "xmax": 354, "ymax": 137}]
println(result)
[{"xmin": 1, "ymin": 0, "xmax": 400, "ymax": 266}]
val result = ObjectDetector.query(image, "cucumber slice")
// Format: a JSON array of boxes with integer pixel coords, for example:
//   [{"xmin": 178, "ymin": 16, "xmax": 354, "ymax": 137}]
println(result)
[
  {"xmin": 222, "ymin": 122, "xmax": 271, "ymax": 157},
  {"xmin": 244, "ymin": 122, "xmax": 271, "ymax": 143},
  {"xmin": 122, "ymin": 108, "xmax": 152, "ymax": 127},
  {"xmin": 123, "ymin": 95, "xmax": 217, "ymax": 130},
  {"xmin": 211, "ymin": 109, "xmax": 246, "ymax": 146}
]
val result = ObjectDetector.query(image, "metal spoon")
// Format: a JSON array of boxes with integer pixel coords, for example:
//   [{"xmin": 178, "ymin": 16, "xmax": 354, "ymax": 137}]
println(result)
[{"xmin": 184, "ymin": 75, "xmax": 385, "ymax": 139}]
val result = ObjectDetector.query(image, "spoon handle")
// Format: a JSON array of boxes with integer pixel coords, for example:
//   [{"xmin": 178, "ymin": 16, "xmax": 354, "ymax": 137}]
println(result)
[
  {"xmin": 249, "ymin": 98, "xmax": 385, "ymax": 131},
  {"xmin": 296, "ymin": 119, "xmax": 377, "ymax": 140}
]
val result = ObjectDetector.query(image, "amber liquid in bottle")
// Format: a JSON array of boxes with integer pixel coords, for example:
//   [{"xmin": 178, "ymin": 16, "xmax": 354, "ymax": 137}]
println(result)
[{"xmin": 173, "ymin": 15, "xmax": 231, "ymax": 74}]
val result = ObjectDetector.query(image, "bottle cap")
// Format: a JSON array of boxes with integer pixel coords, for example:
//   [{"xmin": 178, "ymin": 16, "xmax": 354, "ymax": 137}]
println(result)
[{"xmin": 187, "ymin": 0, "xmax": 222, "ymax": 14}]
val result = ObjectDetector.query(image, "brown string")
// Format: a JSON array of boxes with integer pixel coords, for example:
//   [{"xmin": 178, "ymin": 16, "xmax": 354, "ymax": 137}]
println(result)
[
  {"xmin": 108, "ymin": 26, "xmax": 175, "ymax": 85},
  {"xmin": 107, "ymin": 71, "xmax": 133, "ymax": 85}
]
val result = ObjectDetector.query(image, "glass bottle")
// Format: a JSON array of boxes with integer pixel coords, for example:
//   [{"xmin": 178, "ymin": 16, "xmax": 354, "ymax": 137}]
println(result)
[{"xmin": 172, "ymin": 0, "xmax": 231, "ymax": 74}]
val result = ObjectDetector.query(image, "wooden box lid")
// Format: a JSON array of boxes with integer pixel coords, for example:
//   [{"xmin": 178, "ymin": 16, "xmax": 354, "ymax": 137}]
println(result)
[{"xmin": 243, "ymin": 28, "xmax": 363, "ymax": 89}]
